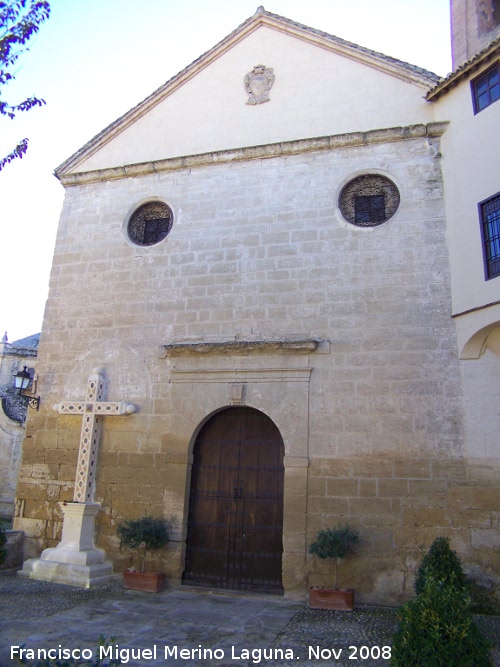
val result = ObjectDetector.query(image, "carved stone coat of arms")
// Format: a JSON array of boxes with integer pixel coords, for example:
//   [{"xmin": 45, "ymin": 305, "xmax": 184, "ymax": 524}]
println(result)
[{"xmin": 244, "ymin": 64, "xmax": 275, "ymax": 105}]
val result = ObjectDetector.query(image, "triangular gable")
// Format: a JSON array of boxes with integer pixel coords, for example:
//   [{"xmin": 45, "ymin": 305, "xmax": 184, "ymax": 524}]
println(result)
[{"xmin": 56, "ymin": 7, "xmax": 440, "ymax": 179}]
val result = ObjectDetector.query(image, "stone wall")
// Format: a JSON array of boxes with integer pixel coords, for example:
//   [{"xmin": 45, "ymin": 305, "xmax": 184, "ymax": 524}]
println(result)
[
  {"xmin": 0, "ymin": 417, "xmax": 24, "ymax": 519},
  {"xmin": 307, "ymin": 456, "xmax": 500, "ymax": 603}
]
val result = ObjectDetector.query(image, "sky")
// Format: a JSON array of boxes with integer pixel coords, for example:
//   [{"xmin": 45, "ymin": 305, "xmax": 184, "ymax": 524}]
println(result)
[{"xmin": 0, "ymin": 0, "xmax": 452, "ymax": 343}]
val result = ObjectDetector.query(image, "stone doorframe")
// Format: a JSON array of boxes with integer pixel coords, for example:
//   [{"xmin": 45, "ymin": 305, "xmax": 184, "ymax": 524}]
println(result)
[{"xmin": 162, "ymin": 338, "xmax": 330, "ymax": 597}]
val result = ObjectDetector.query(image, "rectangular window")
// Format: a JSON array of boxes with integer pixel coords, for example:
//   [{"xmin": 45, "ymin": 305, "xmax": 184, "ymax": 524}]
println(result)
[
  {"xmin": 480, "ymin": 192, "xmax": 500, "ymax": 279},
  {"xmin": 472, "ymin": 62, "xmax": 500, "ymax": 113},
  {"xmin": 355, "ymin": 195, "xmax": 385, "ymax": 225}
]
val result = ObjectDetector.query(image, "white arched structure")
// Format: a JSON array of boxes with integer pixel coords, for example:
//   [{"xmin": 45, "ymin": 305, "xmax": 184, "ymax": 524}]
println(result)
[{"xmin": 455, "ymin": 303, "xmax": 500, "ymax": 359}]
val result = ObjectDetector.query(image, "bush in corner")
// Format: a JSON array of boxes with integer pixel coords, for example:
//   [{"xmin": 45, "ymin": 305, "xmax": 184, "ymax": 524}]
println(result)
[
  {"xmin": 392, "ymin": 537, "xmax": 492, "ymax": 667},
  {"xmin": 391, "ymin": 574, "xmax": 492, "ymax": 667},
  {"xmin": 414, "ymin": 536, "xmax": 467, "ymax": 595}
]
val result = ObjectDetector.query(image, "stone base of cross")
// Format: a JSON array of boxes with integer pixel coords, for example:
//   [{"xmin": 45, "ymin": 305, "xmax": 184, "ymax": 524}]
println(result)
[
  {"xmin": 19, "ymin": 368, "xmax": 136, "ymax": 588},
  {"xmin": 19, "ymin": 502, "xmax": 114, "ymax": 587}
]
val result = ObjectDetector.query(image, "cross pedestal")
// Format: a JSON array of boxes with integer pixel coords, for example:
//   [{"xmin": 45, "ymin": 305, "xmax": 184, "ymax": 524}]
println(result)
[
  {"xmin": 20, "ymin": 369, "xmax": 136, "ymax": 587},
  {"xmin": 20, "ymin": 502, "xmax": 114, "ymax": 587}
]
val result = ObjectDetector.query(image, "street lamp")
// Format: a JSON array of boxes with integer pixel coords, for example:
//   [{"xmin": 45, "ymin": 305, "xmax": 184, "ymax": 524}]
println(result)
[{"xmin": 13, "ymin": 366, "xmax": 40, "ymax": 411}]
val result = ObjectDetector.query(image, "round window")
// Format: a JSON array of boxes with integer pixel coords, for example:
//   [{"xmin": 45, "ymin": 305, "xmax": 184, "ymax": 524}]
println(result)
[
  {"xmin": 127, "ymin": 201, "xmax": 173, "ymax": 246},
  {"xmin": 339, "ymin": 175, "xmax": 400, "ymax": 227}
]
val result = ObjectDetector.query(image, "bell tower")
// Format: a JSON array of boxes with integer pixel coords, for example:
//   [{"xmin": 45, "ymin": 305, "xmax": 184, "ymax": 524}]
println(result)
[{"xmin": 451, "ymin": 0, "xmax": 500, "ymax": 67}]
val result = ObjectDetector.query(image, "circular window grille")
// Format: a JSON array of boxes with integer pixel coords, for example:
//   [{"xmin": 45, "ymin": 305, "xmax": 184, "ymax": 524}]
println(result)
[
  {"xmin": 339, "ymin": 175, "xmax": 400, "ymax": 227},
  {"xmin": 127, "ymin": 201, "xmax": 173, "ymax": 246}
]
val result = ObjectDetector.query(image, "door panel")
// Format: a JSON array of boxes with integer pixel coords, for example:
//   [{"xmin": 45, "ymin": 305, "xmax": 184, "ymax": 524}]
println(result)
[{"xmin": 183, "ymin": 407, "xmax": 284, "ymax": 593}]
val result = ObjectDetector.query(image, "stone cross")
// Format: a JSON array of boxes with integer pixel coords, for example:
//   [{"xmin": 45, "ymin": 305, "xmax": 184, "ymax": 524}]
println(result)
[{"xmin": 53, "ymin": 368, "xmax": 136, "ymax": 503}]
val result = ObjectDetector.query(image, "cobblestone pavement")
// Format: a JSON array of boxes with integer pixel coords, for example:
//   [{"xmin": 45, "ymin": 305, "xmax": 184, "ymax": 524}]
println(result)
[{"xmin": 1, "ymin": 572, "xmax": 499, "ymax": 667}]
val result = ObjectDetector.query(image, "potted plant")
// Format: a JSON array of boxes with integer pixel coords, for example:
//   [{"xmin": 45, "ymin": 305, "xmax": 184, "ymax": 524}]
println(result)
[
  {"xmin": 308, "ymin": 523, "xmax": 360, "ymax": 611},
  {"xmin": 117, "ymin": 515, "xmax": 170, "ymax": 592}
]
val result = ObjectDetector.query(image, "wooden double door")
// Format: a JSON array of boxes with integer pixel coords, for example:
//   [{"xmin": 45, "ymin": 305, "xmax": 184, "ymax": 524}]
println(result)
[{"xmin": 183, "ymin": 407, "xmax": 284, "ymax": 593}]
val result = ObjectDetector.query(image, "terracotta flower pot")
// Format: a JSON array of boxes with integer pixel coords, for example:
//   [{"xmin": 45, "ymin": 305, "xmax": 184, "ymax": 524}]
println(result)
[
  {"xmin": 309, "ymin": 586, "xmax": 354, "ymax": 611},
  {"xmin": 123, "ymin": 571, "xmax": 165, "ymax": 592}
]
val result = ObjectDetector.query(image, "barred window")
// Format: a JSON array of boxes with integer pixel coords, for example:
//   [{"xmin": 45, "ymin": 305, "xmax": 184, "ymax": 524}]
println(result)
[
  {"xmin": 355, "ymin": 195, "xmax": 386, "ymax": 225},
  {"xmin": 127, "ymin": 201, "xmax": 173, "ymax": 246},
  {"xmin": 480, "ymin": 192, "xmax": 500, "ymax": 279},
  {"xmin": 339, "ymin": 175, "xmax": 400, "ymax": 227}
]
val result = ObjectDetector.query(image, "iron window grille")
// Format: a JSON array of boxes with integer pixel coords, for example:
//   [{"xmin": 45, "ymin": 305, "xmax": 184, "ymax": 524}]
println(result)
[
  {"xmin": 480, "ymin": 192, "xmax": 500, "ymax": 280},
  {"xmin": 472, "ymin": 62, "xmax": 500, "ymax": 113},
  {"xmin": 127, "ymin": 201, "xmax": 173, "ymax": 246},
  {"xmin": 339, "ymin": 175, "xmax": 400, "ymax": 227}
]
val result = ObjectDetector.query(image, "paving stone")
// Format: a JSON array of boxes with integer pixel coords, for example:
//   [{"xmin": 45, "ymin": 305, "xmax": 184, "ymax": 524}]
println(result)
[{"xmin": 0, "ymin": 573, "xmax": 498, "ymax": 667}]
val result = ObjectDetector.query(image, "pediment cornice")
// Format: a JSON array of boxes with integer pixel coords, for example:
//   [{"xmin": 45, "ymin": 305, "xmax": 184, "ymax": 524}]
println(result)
[{"xmin": 57, "ymin": 122, "xmax": 449, "ymax": 187}]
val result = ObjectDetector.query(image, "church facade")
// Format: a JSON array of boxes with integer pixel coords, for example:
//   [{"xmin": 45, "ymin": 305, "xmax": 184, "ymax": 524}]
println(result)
[{"xmin": 14, "ymin": 3, "xmax": 500, "ymax": 604}]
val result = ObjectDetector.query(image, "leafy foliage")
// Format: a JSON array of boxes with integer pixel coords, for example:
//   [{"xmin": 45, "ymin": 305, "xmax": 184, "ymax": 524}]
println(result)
[
  {"xmin": 414, "ymin": 536, "xmax": 468, "ymax": 595},
  {"xmin": 117, "ymin": 515, "xmax": 170, "ymax": 573},
  {"xmin": 392, "ymin": 538, "xmax": 492, "ymax": 666},
  {"xmin": 309, "ymin": 523, "xmax": 359, "ymax": 588},
  {"xmin": 309, "ymin": 523, "xmax": 359, "ymax": 560},
  {"xmin": 0, "ymin": 522, "xmax": 6, "ymax": 565},
  {"xmin": 391, "ymin": 575, "xmax": 492, "ymax": 667},
  {"xmin": 0, "ymin": 0, "xmax": 50, "ymax": 172}
]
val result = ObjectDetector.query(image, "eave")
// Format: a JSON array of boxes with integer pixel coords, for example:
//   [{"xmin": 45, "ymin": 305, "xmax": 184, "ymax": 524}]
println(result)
[{"xmin": 426, "ymin": 37, "xmax": 500, "ymax": 101}]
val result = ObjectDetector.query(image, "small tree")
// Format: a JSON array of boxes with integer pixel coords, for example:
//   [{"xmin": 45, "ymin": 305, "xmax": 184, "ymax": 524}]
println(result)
[
  {"xmin": 309, "ymin": 523, "xmax": 359, "ymax": 588},
  {"xmin": 117, "ymin": 515, "xmax": 170, "ymax": 574},
  {"xmin": 0, "ymin": 0, "xmax": 51, "ymax": 171}
]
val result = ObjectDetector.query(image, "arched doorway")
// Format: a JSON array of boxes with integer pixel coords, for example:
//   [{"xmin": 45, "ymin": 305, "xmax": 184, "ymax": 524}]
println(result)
[{"xmin": 183, "ymin": 407, "xmax": 285, "ymax": 593}]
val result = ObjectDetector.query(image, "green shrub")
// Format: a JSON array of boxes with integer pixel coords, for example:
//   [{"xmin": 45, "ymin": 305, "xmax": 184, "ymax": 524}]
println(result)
[
  {"xmin": 414, "ymin": 536, "xmax": 467, "ymax": 595},
  {"xmin": 392, "ymin": 538, "xmax": 493, "ymax": 666},
  {"xmin": 0, "ymin": 523, "xmax": 6, "ymax": 566},
  {"xmin": 117, "ymin": 515, "xmax": 170, "ymax": 573},
  {"xmin": 391, "ymin": 575, "xmax": 492, "ymax": 667},
  {"xmin": 0, "ymin": 516, "xmax": 12, "ymax": 530}
]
